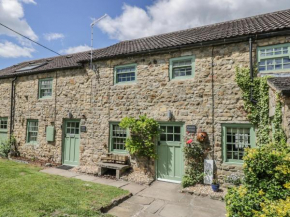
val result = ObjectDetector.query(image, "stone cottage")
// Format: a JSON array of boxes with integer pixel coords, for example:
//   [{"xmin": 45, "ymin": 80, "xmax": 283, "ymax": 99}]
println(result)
[{"xmin": 1, "ymin": 9, "xmax": 290, "ymax": 184}]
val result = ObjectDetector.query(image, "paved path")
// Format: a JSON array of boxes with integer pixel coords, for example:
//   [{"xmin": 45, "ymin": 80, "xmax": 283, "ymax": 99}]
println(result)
[
  {"xmin": 108, "ymin": 181, "xmax": 226, "ymax": 217},
  {"xmin": 41, "ymin": 167, "xmax": 146, "ymax": 194},
  {"xmin": 41, "ymin": 168, "xmax": 226, "ymax": 217}
]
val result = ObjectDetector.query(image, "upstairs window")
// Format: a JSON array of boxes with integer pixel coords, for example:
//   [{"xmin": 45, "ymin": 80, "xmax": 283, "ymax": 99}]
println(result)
[
  {"xmin": 39, "ymin": 78, "xmax": 53, "ymax": 99},
  {"xmin": 222, "ymin": 124, "xmax": 255, "ymax": 163},
  {"xmin": 257, "ymin": 44, "xmax": 290, "ymax": 73},
  {"xmin": 169, "ymin": 56, "xmax": 195, "ymax": 80},
  {"xmin": 15, "ymin": 62, "xmax": 47, "ymax": 72},
  {"xmin": 114, "ymin": 64, "xmax": 137, "ymax": 84},
  {"xmin": 27, "ymin": 120, "xmax": 38, "ymax": 143}
]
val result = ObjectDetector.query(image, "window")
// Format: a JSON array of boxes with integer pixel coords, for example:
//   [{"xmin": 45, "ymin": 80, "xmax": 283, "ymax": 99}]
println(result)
[
  {"xmin": 257, "ymin": 43, "xmax": 290, "ymax": 73},
  {"xmin": 114, "ymin": 64, "xmax": 137, "ymax": 84},
  {"xmin": 39, "ymin": 78, "xmax": 53, "ymax": 99},
  {"xmin": 160, "ymin": 125, "xmax": 181, "ymax": 142},
  {"xmin": 169, "ymin": 56, "xmax": 195, "ymax": 80},
  {"xmin": 0, "ymin": 118, "xmax": 8, "ymax": 130},
  {"xmin": 27, "ymin": 120, "xmax": 38, "ymax": 143},
  {"xmin": 15, "ymin": 62, "xmax": 47, "ymax": 72},
  {"xmin": 222, "ymin": 124, "xmax": 255, "ymax": 163},
  {"xmin": 110, "ymin": 123, "xmax": 128, "ymax": 153}
]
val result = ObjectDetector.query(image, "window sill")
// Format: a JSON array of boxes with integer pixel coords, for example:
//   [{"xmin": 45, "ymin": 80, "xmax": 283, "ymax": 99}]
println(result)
[
  {"xmin": 170, "ymin": 76, "xmax": 194, "ymax": 81},
  {"xmin": 39, "ymin": 97, "xmax": 53, "ymax": 100},
  {"xmin": 114, "ymin": 81, "xmax": 137, "ymax": 86},
  {"xmin": 222, "ymin": 161, "xmax": 244, "ymax": 166},
  {"xmin": 110, "ymin": 151, "xmax": 129, "ymax": 155}
]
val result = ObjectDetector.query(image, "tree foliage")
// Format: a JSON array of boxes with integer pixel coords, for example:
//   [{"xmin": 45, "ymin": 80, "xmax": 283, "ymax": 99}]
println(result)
[{"xmin": 119, "ymin": 115, "xmax": 160, "ymax": 159}]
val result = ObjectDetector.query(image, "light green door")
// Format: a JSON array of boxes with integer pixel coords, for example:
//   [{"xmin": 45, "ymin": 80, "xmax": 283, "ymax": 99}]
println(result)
[
  {"xmin": 157, "ymin": 123, "xmax": 184, "ymax": 183},
  {"xmin": 63, "ymin": 120, "xmax": 80, "ymax": 166},
  {"xmin": 0, "ymin": 118, "xmax": 8, "ymax": 145}
]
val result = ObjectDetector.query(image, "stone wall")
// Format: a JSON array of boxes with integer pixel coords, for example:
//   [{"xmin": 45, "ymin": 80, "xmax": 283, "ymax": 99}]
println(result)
[{"xmin": 1, "ymin": 35, "xmax": 290, "ymax": 184}]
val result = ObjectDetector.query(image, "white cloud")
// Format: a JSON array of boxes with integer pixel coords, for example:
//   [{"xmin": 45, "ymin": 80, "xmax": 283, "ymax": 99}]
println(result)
[
  {"xmin": 0, "ymin": 0, "xmax": 38, "ymax": 41},
  {"xmin": 60, "ymin": 45, "xmax": 91, "ymax": 54},
  {"xmin": 21, "ymin": 0, "xmax": 36, "ymax": 4},
  {"xmin": 0, "ymin": 41, "xmax": 35, "ymax": 58},
  {"xmin": 44, "ymin": 33, "xmax": 65, "ymax": 41},
  {"xmin": 97, "ymin": 0, "xmax": 290, "ymax": 41}
]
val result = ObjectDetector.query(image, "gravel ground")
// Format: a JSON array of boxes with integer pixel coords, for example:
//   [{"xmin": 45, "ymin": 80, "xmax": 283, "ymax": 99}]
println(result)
[{"xmin": 181, "ymin": 184, "xmax": 227, "ymax": 200}]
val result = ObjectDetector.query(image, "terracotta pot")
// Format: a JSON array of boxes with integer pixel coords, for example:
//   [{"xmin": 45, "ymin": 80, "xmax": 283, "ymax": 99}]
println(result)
[{"xmin": 197, "ymin": 132, "xmax": 207, "ymax": 142}]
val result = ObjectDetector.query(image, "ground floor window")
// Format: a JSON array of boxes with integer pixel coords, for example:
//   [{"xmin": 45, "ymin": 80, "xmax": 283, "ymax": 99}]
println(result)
[
  {"xmin": 0, "ymin": 118, "xmax": 8, "ymax": 130},
  {"xmin": 27, "ymin": 120, "xmax": 38, "ymax": 143},
  {"xmin": 222, "ymin": 123, "xmax": 255, "ymax": 163},
  {"xmin": 109, "ymin": 123, "xmax": 128, "ymax": 153}
]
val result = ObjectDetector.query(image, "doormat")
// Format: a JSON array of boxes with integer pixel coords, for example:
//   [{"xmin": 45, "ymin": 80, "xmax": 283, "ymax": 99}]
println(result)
[{"xmin": 57, "ymin": 165, "xmax": 74, "ymax": 170}]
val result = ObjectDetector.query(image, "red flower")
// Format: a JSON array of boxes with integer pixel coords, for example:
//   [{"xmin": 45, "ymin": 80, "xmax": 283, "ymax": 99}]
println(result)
[{"xmin": 186, "ymin": 139, "xmax": 193, "ymax": 144}]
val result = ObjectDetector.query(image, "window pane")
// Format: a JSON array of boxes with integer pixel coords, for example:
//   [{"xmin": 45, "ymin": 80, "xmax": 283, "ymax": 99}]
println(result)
[
  {"xmin": 174, "ymin": 134, "xmax": 180, "ymax": 141},
  {"xmin": 174, "ymin": 126, "xmax": 180, "ymax": 133},
  {"xmin": 167, "ymin": 126, "xmax": 173, "ymax": 133},
  {"xmin": 167, "ymin": 134, "xmax": 173, "ymax": 141}
]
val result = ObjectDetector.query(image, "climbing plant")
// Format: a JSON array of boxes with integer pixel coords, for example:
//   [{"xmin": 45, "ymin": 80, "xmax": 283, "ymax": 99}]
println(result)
[
  {"xmin": 235, "ymin": 67, "xmax": 285, "ymax": 145},
  {"xmin": 273, "ymin": 93, "xmax": 287, "ymax": 145},
  {"xmin": 119, "ymin": 115, "xmax": 160, "ymax": 159},
  {"xmin": 182, "ymin": 138, "xmax": 206, "ymax": 188}
]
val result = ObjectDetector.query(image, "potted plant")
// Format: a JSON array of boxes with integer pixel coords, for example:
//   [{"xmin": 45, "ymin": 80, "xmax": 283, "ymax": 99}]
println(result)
[{"xmin": 211, "ymin": 179, "xmax": 220, "ymax": 192}]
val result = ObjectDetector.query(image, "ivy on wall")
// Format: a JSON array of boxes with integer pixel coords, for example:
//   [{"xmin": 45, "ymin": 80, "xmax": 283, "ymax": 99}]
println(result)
[
  {"xmin": 273, "ymin": 93, "xmax": 287, "ymax": 145},
  {"xmin": 235, "ymin": 67, "xmax": 286, "ymax": 145}
]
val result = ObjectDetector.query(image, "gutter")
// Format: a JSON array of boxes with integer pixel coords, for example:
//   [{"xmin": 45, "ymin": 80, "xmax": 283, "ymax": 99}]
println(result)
[
  {"xmin": 0, "ymin": 65, "xmax": 83, "ymax": 80},
  {"xmin": 249, "ymin": 38, "xmax": 257, "ymax": 104},
  {"xmin": 10, "ymin": 77, "xmax": 17, "ymax": 137}
]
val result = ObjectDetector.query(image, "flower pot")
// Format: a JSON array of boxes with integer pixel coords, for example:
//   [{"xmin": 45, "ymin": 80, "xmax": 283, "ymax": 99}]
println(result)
[{"xmin": 211, "ymin": 184, "xmax": 220, "ymax": 192}]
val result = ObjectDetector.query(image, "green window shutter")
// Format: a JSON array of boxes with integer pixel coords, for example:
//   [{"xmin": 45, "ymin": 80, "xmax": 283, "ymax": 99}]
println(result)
[
  {"xmin": 222, "ymin": 123, "xmax": 256, "ymax": 164},
  {"xmin": 109, "ymin": 122, "xmax": 128, "ymax": 154},
  {"xmin": 114, "ymin": 64, "xmax": 137, "ymax": 85},
  {"xmin": 169, "ymin": 56, "xmax": 195, "ymax": 80},
  {"xmin": 39, "ymin": 78, "xmax": 53, "ymax": 99},
  {"xmin": 257, "ymin": 43, "xmax": 290, "ymax": 73},
  {"xmin": 27, "ymin": 120, "xmax": 38, "ymax": 144}
]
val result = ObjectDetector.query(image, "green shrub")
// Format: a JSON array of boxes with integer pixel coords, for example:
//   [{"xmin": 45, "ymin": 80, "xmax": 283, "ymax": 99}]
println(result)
[
  {"xmin": 119, "ymin": 115, "xmax": 160, "ymax": 159},
  {"xmin": 226, "ymin": 143, "xmax": 290, "ymax": 217},
  {"xmin": 0, "ymin": 136, "xmax": 16, "ymax": 158}
]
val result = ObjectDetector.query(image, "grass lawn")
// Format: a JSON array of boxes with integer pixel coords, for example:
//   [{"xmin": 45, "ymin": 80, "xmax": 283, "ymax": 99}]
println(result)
[{"xmin": 0, "ymin": 159, "xmax": 128, "ymax": 217}]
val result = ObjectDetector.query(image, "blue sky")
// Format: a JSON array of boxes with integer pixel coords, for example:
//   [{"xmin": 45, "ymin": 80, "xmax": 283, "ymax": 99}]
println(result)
[{"xmin": 1, "ymin": 0, "xmax": 290, "ymax": 70}]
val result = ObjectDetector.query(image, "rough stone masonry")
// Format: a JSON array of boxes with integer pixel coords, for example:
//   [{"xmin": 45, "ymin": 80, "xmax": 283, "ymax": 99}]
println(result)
[{"xmin": 0, "ymin": 36, "xmax": 289, "ymax": 184}]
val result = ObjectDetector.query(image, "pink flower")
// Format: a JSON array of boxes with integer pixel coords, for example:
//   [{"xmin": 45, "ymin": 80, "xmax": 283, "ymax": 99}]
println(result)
[{"xmin": 186, "ymin": 139, "xmax": 193, "ymax": 144}]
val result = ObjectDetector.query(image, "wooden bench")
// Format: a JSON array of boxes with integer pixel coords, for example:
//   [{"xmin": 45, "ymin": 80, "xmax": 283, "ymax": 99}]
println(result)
[{"xmin": 97, "ymin": 162, "xmax": 130, "ymax": 179}]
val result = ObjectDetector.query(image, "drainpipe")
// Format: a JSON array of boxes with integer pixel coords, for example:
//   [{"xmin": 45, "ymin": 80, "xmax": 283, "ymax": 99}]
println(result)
[
  {"xmin": 10, "ymin": 77, "xmax": 17, "ymax": 137},
  {"xmin": 249, "ymin": 38, "xmax": 257, "ymax": 104}
]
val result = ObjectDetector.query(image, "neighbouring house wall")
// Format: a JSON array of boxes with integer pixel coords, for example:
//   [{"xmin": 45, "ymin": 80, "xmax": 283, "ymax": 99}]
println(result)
[
  {"xmin": 1, "ymin": 35, "xmax": 290, "ymax": 184},
  {"xmin": 0, "ymin": 78, "xmax": 13, "ymax": 137}
]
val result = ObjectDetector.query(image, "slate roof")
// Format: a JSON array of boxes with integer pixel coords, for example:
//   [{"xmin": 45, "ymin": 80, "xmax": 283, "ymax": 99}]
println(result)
[
  {"xmin": 1, "ymin": 8, "xmax": 290, "ymax": 78},
  {"xmin": 268, "ymin": 77, "xmax": 290, "ymax": 96}
]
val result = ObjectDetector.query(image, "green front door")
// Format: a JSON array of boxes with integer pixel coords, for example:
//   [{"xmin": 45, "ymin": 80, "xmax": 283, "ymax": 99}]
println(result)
[
  {"xmin": 157, "ymin": 123, "xmax": 184, "ymax": 183},
  {"xmin": 0, "ymin": 118, "xmax": 8, "ymax": 145},
  {"xmin": 63, "ymin": 120, "xmax": 80, "ymax": 166}
]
